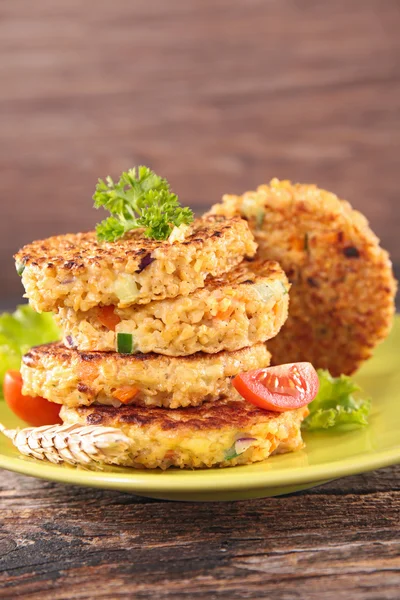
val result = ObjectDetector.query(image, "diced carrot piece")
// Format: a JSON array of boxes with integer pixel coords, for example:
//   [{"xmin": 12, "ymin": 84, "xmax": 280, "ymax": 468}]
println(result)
[
  {"xmin": 79, "ymin": 361, "xmax": 99, "ymax": 382},
  {"xmin": 112, "ymin": 386, "xmax": 140, "ymax": 404},
  {"xmin": 98, "ymin": 305, "xmax": 121, "ymax": 331},
  {"xmin": 215, "ymin": 306, "xmax": 235, "ymax": 320},
  {"xmin": 292, "ymin": 236, "xmax": 306, "ymax": 252}
]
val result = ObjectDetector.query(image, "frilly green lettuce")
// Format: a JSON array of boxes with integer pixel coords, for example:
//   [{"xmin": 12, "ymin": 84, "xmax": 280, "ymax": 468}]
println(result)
[
  {"xmin": 303, "ymin": 369, "xmax": 371, "ymax": 431},
  {"xmin": 0, "ymin": 305, "xmax": 60, "ymax": 397}
]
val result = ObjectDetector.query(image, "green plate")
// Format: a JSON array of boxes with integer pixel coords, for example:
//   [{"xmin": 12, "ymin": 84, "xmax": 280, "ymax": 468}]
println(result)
[{"xmin": 0, "ymin": 318, "xmax": 399, "ymax": 502}]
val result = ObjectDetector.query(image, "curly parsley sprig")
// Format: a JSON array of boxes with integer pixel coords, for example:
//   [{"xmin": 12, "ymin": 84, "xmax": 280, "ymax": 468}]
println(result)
[{"xmin": 94, "ymin": 166, "xmax": 194, "ymax": 242}]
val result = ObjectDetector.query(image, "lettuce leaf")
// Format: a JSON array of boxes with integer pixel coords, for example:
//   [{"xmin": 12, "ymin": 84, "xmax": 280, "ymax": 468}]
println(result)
[
  {"xmin": 0, "ymin": 305, "xmax": 60, "ymax": 397},
  {"xmin": 302, "ymin": 369, "xmax": 371, "ymax": 431}
]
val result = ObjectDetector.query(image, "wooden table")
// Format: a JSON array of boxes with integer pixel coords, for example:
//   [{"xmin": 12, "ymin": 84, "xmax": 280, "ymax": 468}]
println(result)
[{"xmin": 0, "ymin": 467, "xmax": 399, "ymax": 599}]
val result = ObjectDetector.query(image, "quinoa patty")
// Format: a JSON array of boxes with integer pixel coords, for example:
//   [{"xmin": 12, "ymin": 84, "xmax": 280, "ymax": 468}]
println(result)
[
  {"xmin": 56, "ymin": 259, "xmax": 289, "ymax": 356},
  {"xmin": 208, "ymin": 179, "xmax": 397, "ymax": 375},
  {"xmin": 60, "ymin": 396, "xmax": 308, "ymax": 469},
  {"xmin": 21, "ymin": 342, "xmax": 271, "ymax": 409},
  {"xmin": 15, "ymin": 216, "xmax": 257, "ymax": 313}
]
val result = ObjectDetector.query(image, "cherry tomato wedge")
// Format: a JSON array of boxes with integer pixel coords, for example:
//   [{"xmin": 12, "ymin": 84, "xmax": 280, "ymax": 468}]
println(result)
[
  {"xmin": 4, "ymin": 370, "xmax": 62, "ymax": 427},
  {"xmin": 233, "ymin": 362, "xmax": 319, "ymax": 412}
]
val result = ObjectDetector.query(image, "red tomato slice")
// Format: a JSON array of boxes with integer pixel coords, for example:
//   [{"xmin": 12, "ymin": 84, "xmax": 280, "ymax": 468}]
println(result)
[
  {"xmin": 233, "ymin": 362, "xmax": 319, "ymax": 412},
  {"xmin": 4, "ymin": 370, "xmax": 62, "ymax": 427}
]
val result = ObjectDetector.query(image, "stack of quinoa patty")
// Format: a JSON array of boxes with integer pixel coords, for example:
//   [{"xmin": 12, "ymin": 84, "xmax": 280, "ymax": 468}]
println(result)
[{"xmin": 15, "ymin": 215, "xmax": 307, "ymax": 469}]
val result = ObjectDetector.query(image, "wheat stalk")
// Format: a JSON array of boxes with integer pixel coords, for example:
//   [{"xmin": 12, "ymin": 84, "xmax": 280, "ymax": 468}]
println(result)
[{"xmin": 0, "ymin": 422, "xmax": 132, "ymax": 467}]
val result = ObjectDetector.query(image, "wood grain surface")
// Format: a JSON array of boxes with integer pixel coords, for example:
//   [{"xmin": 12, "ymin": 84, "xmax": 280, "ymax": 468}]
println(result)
[
  {"xmin": 0, "ymin": 467, "xmax": 399, "ymax": 599},
  {"xmin": 1, "ymin": 0, "xmax": 400, "ymax": 299}
]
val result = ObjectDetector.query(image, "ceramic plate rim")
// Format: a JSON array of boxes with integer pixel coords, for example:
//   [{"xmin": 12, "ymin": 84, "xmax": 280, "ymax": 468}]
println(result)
[{"xmin": 0, "ymin": 441, "xmax": 399, "ymax": 493}]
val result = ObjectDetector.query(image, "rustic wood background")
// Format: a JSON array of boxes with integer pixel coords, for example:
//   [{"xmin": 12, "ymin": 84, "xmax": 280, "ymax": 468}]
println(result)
[
  {"xmin": 1, "ymin": 0, "xmax": 399, "ymax": 301},
  {"xmin": 1, "ymin": 467, "xmax": 399, "ymax": 599}
]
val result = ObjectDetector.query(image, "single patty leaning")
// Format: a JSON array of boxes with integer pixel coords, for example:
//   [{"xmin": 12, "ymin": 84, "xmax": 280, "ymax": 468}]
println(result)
[
  {"xmin": 208, "ymin": 179, "xmax": 397, "ymax": 376},
  {"xmin": 21, "ymin": 342, "xmax": 271, "ymax": 409},
  {"xmin": 60, "ymin": 395, "xmax": 308, "ymax": 469},
  {"xmin": 55, "ymin": 259, "xmax": 289, "ymax": 356},
  {"xmin": 14, "ymin": 215, "xmax": 257, "ymax": 313}
]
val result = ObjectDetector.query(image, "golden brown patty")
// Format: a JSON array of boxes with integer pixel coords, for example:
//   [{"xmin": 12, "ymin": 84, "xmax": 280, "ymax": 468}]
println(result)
[
  {"xmin": 60, "ymin": 396, "xmax": 308, "ymax": 469},
  {"xmin": 56, "ymin": 259, "xmax": 289, "ymax": 355},
  {"xmin": 15, "ymin": 215, "xmax": 257, "ymax": 312},
  {"xmin": 21, "ymin": 342, "xmax": 271, "ymax": 409},
  {"xmin": 208, "ymin": 179, "xmax": 397, "ymax": 375}
]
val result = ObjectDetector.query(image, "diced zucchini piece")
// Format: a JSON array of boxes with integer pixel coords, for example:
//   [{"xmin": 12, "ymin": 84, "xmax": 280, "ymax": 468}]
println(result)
[
  {"xmin": 16, "ymin": 262, "xmax": 25, "ymax": 276},
  {"xmin": 114, "ymin": 274, "xmax": 140, "ymax": 304},
  {"xmin": 117, "ymin": 332, "xmax": 133, "ymax": 354}
]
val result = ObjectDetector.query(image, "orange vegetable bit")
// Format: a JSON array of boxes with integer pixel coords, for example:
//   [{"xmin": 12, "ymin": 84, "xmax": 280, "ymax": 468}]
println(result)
[
  {"xmin": 291, "ymin": 235, "xmax": 308, "ymax": 252},
  {"xmin": 215, "ymin": 308, "xmax": 233, "ymax": 320},
  {"xmin": 212, "ymin": 296, "xmax": 237, "ymax": 321},
  {"xmin": 98, "ymin": 305, "xmax": 121, "ymax": 331},
  {"xmin": 79, "ymin": 360, "xmax": 99, "ymax": 383},
  {"xmin": 112, "ymin": 386, "xmax": 140, "ymax": 404}
]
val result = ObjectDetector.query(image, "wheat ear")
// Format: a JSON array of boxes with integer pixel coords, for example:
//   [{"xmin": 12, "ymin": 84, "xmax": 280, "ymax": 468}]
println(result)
[{"xmin": 0, "ymin": 422, "xmax": 132, "ymax": 467}]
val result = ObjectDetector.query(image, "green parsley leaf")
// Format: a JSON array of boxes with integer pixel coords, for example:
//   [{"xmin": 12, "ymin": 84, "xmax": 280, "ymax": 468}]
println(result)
[
  {"xmin": 302, "ymin": 369, "xmax": 371, "ymax": 431},
  {"xmin": 94, "ymin": 166, "xmax": 194, "ymax": 242}
]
